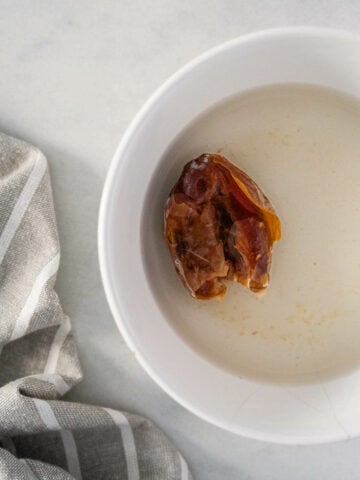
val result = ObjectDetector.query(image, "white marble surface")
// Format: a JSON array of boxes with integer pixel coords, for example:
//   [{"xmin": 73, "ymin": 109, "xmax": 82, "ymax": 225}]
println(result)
[{"xmin": 1, "ymin": 1, "xmax": 360, "ymax": 478}]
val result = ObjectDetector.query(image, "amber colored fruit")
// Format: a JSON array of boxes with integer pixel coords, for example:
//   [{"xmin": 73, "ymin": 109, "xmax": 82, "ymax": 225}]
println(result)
[{"xmin": 164, "ymin": 153, "xmax": 281, "ymax": 299}]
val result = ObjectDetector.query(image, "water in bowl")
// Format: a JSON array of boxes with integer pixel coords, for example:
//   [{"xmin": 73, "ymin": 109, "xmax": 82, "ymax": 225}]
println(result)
[{"xmin": 143, "ymin": 83, "xmax": 360, "ymax": 383}]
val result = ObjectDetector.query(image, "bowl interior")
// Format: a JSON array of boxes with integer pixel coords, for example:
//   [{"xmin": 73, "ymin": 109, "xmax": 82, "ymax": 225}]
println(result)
[
  {"xmin": 100, "ymin": 28, "xmax": 360, "ymax": 443},
  {"xmin": 143, "ymin": 83, "xmax": 360, "ymax": 385}
]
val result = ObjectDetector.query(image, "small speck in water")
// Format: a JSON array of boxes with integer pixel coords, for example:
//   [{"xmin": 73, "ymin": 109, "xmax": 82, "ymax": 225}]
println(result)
[{"xmin": 296, "ymin": 303, "xmax": 306, "ymax": 313}]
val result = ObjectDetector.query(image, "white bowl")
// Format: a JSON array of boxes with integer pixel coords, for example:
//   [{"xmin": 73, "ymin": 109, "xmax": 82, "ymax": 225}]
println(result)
[{"xmin": 99, "ymin": 27, "xmax": 360, "ymax": 444}]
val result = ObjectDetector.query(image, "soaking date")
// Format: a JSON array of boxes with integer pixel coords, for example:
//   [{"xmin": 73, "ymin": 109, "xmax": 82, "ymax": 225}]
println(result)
[{"xmin": 164, "ymin": 153, "xmax": 281, "ymax": 300}]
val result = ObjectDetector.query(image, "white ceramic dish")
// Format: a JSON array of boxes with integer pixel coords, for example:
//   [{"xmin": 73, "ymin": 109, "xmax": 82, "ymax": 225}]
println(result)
[{"xmin": 99, "ymin": 27, "xmax": 360, "ymax": 444}]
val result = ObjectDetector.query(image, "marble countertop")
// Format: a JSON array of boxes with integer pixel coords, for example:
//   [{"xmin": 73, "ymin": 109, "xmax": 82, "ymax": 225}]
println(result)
[{"xmin": 1, "ymin": 1, "xmax": 360, "ymax": 478}]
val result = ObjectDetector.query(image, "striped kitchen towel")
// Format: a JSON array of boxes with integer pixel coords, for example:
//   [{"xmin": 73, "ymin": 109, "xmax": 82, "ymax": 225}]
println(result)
[{"xmin": 0, "ymin": 132, "xmax": 191, "ymax": 480}]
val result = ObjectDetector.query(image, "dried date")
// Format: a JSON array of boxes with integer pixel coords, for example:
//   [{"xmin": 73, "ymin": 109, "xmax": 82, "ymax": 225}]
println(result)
[{"xmin": 164, "ymin": 153, "xmax": 281, "ymax": 300}]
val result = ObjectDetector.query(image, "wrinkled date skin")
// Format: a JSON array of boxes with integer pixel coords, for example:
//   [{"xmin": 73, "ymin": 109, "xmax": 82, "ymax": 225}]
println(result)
[{"xmin": 164, "ymin": 153, "xmax": 281, "ymax": 300}]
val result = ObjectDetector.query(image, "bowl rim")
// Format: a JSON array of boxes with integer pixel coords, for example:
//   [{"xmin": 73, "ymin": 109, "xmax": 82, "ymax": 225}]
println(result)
[{"xmin": 98, "ymin": 26, "xmax": 360, "ymax": 444}]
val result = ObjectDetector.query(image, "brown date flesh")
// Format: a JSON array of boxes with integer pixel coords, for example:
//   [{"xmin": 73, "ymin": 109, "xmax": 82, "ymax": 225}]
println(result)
[{"xmin": 164, "ymin": 153, "xmax": 281, "ymax": 300}]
